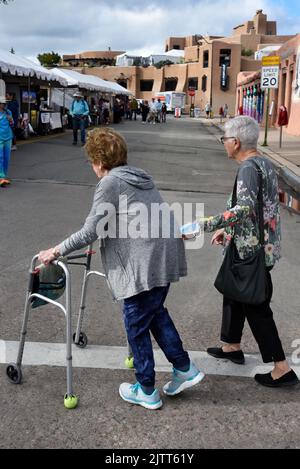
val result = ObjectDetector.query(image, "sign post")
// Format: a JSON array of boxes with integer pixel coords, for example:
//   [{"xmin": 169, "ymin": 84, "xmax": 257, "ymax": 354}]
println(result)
[
  {"xmin": 261, "ymin": 56, "xmax": 280, "ymax": 147},
  {"xmin": 188, "ymin": 87, "xmax": 196, "ymax": 117}
]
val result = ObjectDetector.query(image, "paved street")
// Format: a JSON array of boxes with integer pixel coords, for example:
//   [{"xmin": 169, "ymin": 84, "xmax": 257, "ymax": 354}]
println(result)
[{"xmin": 1, "ymin": 117, "xmax": 300, "ymax": 449}]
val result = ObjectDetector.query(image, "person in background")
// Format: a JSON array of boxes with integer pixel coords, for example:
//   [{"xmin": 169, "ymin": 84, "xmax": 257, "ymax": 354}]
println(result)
[
  {"xmin": 130, "ymin": 98, "xmax": 138, "ymax": 121},
  {"xmin": 205, "ymin": 102, "xmax": 211, "ymax": 119},
  {"xmin": 125, "ymin": 100, "xmax": 131, "ymax": 120},
  {"xmin": 38, "ymin": 127, "xmax": 205, "ymax": 410},
  {"xmin": 148, "ymin": 98, "xmax": 157, "ymax": 124},
  {"xmin": 223, "ymin": 103, "xmax": 229, "ymax": 118},
  {"xmin": 102, "ymin": 100, "xmax": 110, "ymax": 125},
  {"xmin": 6, "ymin": 92, "xmax": 19, "ymax": 151},
  {"xmin": 0, "ymin": 95, "xmax": 14, "ymax": 187},
  {"xmin": 70, "ymin": 92, "xmax": 89, "ymax": 146},
  {"xmin": 219, "ymin": 106, "xmax": 224, "ymax": 123},
  {"xmin": 155, "ymin": 98, "xmax": 162, "ymax": 123},
  {"xmin": 161, "ymin": 102, "xmax": 167, "ymax": 123},
  {"xmin": 140, "ymin": 100, "xmax": 150, "ymax": 124}
]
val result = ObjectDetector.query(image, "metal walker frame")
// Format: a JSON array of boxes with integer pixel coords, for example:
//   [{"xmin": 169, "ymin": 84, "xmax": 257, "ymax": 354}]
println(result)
[{"xmin": 6, "ymin": 244, "xmax": 133, "ymax": 409}]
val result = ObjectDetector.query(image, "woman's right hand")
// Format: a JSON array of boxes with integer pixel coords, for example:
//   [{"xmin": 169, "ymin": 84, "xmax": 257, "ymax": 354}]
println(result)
[{"xmin": 211, "ymin": 229, "xmax": 225, "ymax": 246}]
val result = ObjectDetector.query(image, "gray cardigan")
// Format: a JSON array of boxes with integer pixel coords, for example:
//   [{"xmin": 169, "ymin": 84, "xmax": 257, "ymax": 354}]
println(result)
[{"xmin": 59, "ymin": 166, "xmax": 187, "ymax": 300}]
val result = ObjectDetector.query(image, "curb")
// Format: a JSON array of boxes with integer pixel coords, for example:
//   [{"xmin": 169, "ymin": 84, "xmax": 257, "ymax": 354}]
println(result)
[{"xmin": 280, "ymin": 166, "xmax": 300, "ymax": 195}]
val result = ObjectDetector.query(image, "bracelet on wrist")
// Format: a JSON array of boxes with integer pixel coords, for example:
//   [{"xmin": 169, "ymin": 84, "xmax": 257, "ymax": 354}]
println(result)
[{"xmin": 52, "ymin": 247, "xmax": 61, "ymax": 258}]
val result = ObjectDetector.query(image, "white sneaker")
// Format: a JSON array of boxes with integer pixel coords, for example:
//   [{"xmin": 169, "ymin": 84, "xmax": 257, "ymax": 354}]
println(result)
[
  {"xmin": 119, "ymin": 382, "xmax": 162, "ymax": 410},
  {"xmin": 163, "ymin": 362, "xmax": 205, "ymax": 396},
  {"xmin": 11, "ymin": 145, "xmax": 17, "ymax": 151}
]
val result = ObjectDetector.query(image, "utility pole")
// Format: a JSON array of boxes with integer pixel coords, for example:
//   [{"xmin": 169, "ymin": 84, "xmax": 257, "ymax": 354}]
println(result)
[{"xmin": 261, "ymin": 88, "xmax": 270, "ymax": 147}]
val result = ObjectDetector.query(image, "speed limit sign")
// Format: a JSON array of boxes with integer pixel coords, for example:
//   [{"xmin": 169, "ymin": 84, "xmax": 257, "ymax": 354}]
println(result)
[{"xmin": 261, "ymin": 66, "xmax": 279, "ymax": 89}]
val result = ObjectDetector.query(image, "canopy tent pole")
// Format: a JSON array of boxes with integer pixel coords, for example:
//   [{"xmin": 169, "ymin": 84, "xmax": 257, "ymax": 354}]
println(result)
[
  {"xmin": 48, "ymin": 83, "xmax": 52, "ymax": 108},
  {"xmin": 27, "ymin": 76, "xmax": 31, "ymax": 122}
]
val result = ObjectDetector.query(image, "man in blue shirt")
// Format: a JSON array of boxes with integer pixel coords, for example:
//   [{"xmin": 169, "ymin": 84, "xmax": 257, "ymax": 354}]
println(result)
[
  {"xmin": 0, "ymin": 96, "xmax": 14, "ymax": 187},
  {"xmin": 70, "ymin": 92, "xmax": 89, "ymax": 145}
]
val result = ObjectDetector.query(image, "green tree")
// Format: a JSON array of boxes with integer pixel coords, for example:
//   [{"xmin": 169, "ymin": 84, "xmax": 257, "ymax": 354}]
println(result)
[
  {"xmin": 242, "ymin": 48, "xmax": 254, "ymax": 57},
  {"xmin": 154, "ymin": 60, "xmax": 174, "ymax": 69},
  {"xmin": 37, "ymin": 51, "xmax": 62, "ymax": 67}
]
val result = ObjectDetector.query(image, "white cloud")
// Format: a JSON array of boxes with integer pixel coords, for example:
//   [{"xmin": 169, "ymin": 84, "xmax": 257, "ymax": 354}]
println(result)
[{"xmin": 0, "ymin": 0, "xmax": 298, "ymax": 59}]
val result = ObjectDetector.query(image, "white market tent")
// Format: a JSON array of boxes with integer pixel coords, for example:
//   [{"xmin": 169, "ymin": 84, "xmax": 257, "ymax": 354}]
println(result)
[
  {"xmin": 50, "ymin": 68, "xmax": 132, "ymax": 95},
  {"xmin": 0, "ymin": 49, "xmax": 67, "ymax": 86}
]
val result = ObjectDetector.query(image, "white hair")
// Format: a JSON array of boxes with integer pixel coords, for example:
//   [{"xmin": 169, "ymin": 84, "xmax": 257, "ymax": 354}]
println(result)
[{"xmin": 224, "ymin": 116, "xmax": 259, "ymax": 150}]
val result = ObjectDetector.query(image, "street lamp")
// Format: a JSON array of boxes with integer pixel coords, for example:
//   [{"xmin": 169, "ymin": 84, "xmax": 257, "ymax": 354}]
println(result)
[{"xmin": 197, "ymin": 35, "xmax": 214, "ymax": 112}]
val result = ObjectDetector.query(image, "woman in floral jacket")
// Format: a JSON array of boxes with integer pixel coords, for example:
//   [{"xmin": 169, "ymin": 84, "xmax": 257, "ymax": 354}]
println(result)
[{"xmin": 203, "ymin": 116, "xmax": 298, "ymax": 388}]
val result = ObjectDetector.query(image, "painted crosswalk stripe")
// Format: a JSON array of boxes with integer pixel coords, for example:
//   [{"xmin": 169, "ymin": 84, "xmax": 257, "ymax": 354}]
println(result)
[{"xmin": 1, "ymin": 340, "xmax": 299, "ymax": 378}]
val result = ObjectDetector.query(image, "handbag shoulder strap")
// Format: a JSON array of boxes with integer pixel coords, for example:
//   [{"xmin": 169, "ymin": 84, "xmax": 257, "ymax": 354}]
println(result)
[{"xmin": 232, "ymin": 159, "xmax": 264, "ymax": 246}]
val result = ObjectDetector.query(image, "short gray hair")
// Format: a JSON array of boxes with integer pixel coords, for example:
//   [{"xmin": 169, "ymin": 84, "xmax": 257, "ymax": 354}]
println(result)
[{"xmin": 224, "ymin": 116, "xmax": 259, "ymax": 150}]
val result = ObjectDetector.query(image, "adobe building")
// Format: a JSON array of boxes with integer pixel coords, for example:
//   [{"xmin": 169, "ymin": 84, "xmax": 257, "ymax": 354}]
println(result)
[
  {"xmin": 62, "ymin": 50, "xmax": 125, "ymax": 67},
  {"xmin": 277, "ymin": 34, "xmax": 300, "ymax": 136},
  {"xmin": 64, "ymin": 11, "xmax": 295, "ymax": 116},
  {"xmin": 236, "ymin": 33, "xmax": 300, "ymax": 136}
]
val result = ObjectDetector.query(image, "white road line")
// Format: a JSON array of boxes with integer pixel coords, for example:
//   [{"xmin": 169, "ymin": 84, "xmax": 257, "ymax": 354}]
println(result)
[{"xmin": 1, "ymin": 340, "xmax": 299, "ymax": 378}]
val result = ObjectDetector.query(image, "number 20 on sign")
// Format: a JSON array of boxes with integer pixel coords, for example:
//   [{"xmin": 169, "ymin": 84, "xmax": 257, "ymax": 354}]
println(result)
[{"xmin": 261, "ymin": 66, "xmax": 279, "ymax": 89}]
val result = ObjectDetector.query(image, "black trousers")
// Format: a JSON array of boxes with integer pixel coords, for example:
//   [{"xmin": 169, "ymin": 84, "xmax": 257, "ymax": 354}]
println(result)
[{"xmin": 220, "ymin": 270, "xmax": 286, "ymax": 363}]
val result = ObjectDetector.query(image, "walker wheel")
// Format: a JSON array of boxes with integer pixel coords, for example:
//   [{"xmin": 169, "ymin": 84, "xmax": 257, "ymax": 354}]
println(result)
[
  {"xmin": 73, "ymin": 332, "xmax": 88, "ymax": 348},
  {"xmin": 124, "ymin": 356, "xmax": 134, "ymax": 369},
  {"xmin": 64, "ymin": 393, "xmax": 79, "ymax": 409},
  {"xmin": 6, "ymin": 363, "xmax": 22, "ymax": 384}
]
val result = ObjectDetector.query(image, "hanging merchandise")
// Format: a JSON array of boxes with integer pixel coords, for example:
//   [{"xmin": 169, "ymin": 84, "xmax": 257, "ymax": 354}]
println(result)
[
  {"xmin": 246, "ymin": 88, "xmax": 251, "ymax": 116},
  {"xmin": 253, "ymin": 85, "xmax": 257, "ymax": 120},
  {"xmin": 243, "ymin": 89, "xmax": 247, "ymax": 116},
  {"xmin": 249, "ymin": 86, "xmax": 254, "ymax": 118}
]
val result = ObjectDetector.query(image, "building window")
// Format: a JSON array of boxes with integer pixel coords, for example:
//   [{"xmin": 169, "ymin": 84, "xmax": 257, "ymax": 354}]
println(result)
[
  {"xmin": 203, "ymin": 50, "xmax": 209, "ymax": 68},
  {"xmin": 188, "ymin": 77, "xmax": 198, "ymax": 90},
  {"xmin": 201, "ymin": 75, "xmax": 207, "ymax": 92},
  {"xmin": 140, "ymin": 80, "xmax": 154, "ymax": 92},
  {"xmin": 173, "ymin": 45, "xmax": 180, "ymax": 50},
  {"xmin": 165, "ymin": 78, "xmax": 178, "ymax": 91},
  {"xmin": 117, "ymin": 80, "xmax": 127, "ymax": 89},
  {"xmin": 219, "ymin": 49, "xmax": 231, "ymax": 67}
]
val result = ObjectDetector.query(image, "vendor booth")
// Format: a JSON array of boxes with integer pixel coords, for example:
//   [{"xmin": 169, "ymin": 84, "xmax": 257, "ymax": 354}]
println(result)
[
  {"xmin": 50, "ymin": 68, "xmax": 132, "ymax": 125},
  {"xmin": 0, "ymin": 48, "xmax": 67, "ymax": 136}
]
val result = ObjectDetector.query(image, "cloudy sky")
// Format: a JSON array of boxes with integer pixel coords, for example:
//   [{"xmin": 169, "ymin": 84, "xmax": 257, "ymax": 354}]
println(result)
[{"xmin": 0, "ymin": 0, "xmax": 299, "ymax": 60}]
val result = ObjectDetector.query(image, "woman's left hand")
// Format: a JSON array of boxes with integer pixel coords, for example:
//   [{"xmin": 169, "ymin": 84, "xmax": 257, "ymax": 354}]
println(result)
[{"xmin": 38, "ymin": 248, "xmax": 57, "ymax": 265}]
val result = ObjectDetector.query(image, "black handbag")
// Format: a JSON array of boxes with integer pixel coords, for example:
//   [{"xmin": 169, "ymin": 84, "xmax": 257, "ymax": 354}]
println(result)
[{"xmin": 214, "ymin": 162, "xmax": 268, "ymax": 305}]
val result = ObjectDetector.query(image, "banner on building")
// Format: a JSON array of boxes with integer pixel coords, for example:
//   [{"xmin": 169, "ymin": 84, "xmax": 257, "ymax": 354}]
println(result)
[{"xmin": 220, "ymin": 64, "xmax": 229, "ymax": 90}]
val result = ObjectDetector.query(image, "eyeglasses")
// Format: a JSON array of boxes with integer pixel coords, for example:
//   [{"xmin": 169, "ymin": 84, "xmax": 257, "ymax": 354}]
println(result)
[{"xmin": 220, "ymin": 136, "xmax": 237, "ymax": 144}]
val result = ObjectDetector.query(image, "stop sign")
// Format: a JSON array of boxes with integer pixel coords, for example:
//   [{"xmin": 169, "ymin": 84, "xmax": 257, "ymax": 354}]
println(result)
[{"xmin": 188, "ymin": 89, "xmax": 195, "ymax": 97}]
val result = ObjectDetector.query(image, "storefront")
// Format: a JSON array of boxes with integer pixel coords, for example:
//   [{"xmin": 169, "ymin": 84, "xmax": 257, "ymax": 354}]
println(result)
[{"xmin": 236, "ymin": 71, "xmax": 265, "ymax": 124}]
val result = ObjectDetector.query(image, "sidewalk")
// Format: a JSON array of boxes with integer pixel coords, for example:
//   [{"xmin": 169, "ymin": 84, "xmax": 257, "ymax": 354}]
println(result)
[{"xmin": 196, "ymin": 115, "xmax": 300, "ymax": 195}]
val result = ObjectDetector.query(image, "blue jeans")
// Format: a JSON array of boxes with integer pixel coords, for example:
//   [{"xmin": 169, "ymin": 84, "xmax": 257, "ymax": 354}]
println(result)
[
  {"xmin": 73, "ymin": 116, "xmax": 86, "ymax": 143},
  {"xmin": 123, "ymin": 285, "xmax": 190, "ymax": 387},
  {"xmin": 0, "ymin": 139, "xmax": 11, "ymax": 178}
]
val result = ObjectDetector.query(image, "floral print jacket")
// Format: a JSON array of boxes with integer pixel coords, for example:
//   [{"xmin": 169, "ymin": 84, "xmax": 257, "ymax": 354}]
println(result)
[{"xmin": 203, "ymin": 156, "xmax": 281, "ymax": 267}]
